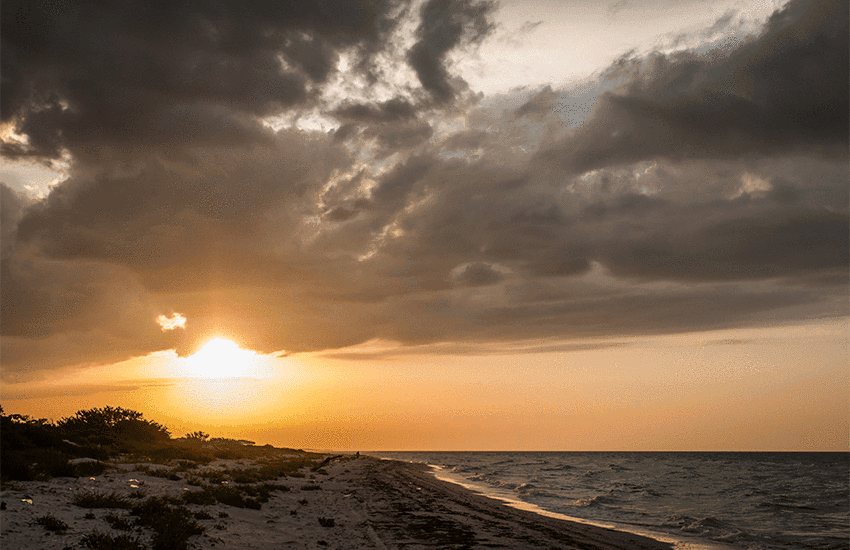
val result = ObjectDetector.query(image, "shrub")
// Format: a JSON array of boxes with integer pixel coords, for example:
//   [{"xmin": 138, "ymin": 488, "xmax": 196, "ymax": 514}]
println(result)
[
  {"xmin": 193, "ymin": 510, "xmax": 213, "ymax": 520},
  {"xmin": 73, "ymin": 491, "xmax": 132, "ymax": 509},
  {"xmin": 78, "ymin": 531, "xmax": 145, "ymax": 550},
  {"xmin": 103, "ymin": 513, "xmax": 133, "ymax": 531},
  {"xmin": 301, "ymin": 484, "xmax": 322, "ymax": 491},
  {"xmin": 35, "ymin": 514, "xmax": 69, "ymax": 532},
  {"xmin": 181, "ymin": 488, "xmax": 216, "ymax": 506},
  {"xmin": 130, "ymin": 497, "xmax": 204, "ymax": 550},
  {"xmin": 195, "ymin": 469, "xmax": 226, "ymax": 483},
  {"xmin": 57, "ymin": 407, "xmax": 170, "ymax": 451},
  {"xmin": 1, "ymin": 452, "xmax": 34, "ymax": 481},
  {"xmin": 31, "ymin": 448, "xmax": 77, "ymax": 479}
]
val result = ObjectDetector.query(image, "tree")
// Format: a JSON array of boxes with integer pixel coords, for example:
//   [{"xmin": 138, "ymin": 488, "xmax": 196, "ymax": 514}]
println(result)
[{"xmin": 56, "ymin": 407, "xmax": 170, "ymax": 448}]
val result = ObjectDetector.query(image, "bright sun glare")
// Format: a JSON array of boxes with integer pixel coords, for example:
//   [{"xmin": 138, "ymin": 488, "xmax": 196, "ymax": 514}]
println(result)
[{"xmin": 186, "ymin": 338, "xmax": 259, "ymax": 378}]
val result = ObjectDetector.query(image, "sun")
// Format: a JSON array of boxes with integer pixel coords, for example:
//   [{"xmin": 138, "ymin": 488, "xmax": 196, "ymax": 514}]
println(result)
[{"xmin": 186, "ymin": 338, "xmax": 259, "ymax": 378}]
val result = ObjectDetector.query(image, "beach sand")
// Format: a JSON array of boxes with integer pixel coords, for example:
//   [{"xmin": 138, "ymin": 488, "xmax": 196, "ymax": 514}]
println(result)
[{"xmin": 1, "ymin": 455, "xmax": 671, "ymax": 549}]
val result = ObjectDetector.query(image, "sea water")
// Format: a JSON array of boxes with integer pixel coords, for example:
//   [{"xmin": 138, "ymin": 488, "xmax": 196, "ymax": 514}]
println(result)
[{"xmin": 372, "ymin": 452, "xmax": 848, "ymax": 550}]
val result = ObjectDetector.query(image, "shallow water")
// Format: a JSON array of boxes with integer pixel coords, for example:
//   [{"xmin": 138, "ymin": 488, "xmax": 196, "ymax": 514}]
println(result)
[{"xmin": 372, "ymin": 452, "xmax": 849, "ymax": 550}]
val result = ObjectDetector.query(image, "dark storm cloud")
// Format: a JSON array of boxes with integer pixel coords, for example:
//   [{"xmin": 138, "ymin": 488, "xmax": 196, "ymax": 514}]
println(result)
[
  {"xmin": 538, "ymin": 0, "xmax": 849, "ymax": 174},
  {"xmin": 601, "ymin": 209, "xmax": 849, "ymax": 281},
  {"xmin": 13, "ymin": 135, "xmax": 349, "ymax": 289},
  {"xmin": 1, "ymin": 0, "xmax": 407, "ymax": 159},
  {"xmin": 407, "ymin": 0, "xmax": 497, "ymax": 102},
  {"xmin": 1, "ymin": 0, "xmax": 847, "ymax": 379}
]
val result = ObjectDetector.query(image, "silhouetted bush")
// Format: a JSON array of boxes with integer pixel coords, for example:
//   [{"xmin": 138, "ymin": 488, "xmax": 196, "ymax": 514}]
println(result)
[
  {"xmin": 57, "ymin": 407, "xmax": 170, "ymax": 451},
  {"xmin": 30, "ymin": 448, "xmax": 77, "ymax": 479}
]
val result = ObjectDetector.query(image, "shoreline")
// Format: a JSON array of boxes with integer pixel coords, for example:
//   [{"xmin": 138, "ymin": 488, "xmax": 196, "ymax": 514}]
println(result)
[
  {"xmin": 419, "ymin": 461, "xmax": 739, "ymax": 550},
  {"xmin": 2, "ymin": 454, "xmax": 673, "ymax": 549}
]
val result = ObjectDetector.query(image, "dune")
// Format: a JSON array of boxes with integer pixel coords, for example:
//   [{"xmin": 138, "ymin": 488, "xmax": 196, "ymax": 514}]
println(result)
[{"xmin": 1, "ymin": 454, "xmax": 671, "ymax": 549}]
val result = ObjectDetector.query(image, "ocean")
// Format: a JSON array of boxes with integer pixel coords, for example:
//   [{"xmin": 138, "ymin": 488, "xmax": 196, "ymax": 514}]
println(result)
[{"xmin": 371, "ymin": 452, "xmax": 849, "ymax": 550}]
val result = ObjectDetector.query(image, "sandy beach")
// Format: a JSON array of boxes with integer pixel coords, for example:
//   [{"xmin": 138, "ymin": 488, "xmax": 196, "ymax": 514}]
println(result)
[{"xmin": 1, "ymin": 454, "xmax": 672, "ymax": 550}]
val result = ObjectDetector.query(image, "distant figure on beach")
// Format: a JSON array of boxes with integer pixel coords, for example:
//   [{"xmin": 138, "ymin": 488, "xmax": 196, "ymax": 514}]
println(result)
[{"xmin": 355, "ymin": 451, "xmax": 360, "ymax": 458}]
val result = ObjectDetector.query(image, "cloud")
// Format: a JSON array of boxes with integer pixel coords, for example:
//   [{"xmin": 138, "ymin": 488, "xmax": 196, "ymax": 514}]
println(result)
[
  {"xmin": 1, "ymin": 0, "xmax": 407, "ymax": 160},
  {"xmin": 537, "ymin": 0, "xmax": 849, "ymax": 174},
  {"xmin": 318, "ymin": 338, "xmax": 630, "ymax": 361},
  {"xmin": 0, "ymin": 0, "xmax": 847, "ymax": 379},
  {"xmin": 451, "ymin": 262, "xmax": 507, "ymax": 287},
  {"xmin": 407, "ymin": 0, "xmax": 497, "ymax": 103},
  {"xmin": 157, "ymin": 313, "xmax": 187, "ymax": 331}
]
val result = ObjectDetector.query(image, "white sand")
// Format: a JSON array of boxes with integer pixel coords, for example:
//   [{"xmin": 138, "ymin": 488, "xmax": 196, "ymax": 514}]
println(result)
[{"xmin": 1, "ymin": 455, "xmax": 671, "ymax": 549}]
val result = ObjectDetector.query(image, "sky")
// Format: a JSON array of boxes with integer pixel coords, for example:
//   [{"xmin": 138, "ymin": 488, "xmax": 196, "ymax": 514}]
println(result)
[{"xmin": 1, "ymin": 0, "xmax": 847, "ymax": 451}]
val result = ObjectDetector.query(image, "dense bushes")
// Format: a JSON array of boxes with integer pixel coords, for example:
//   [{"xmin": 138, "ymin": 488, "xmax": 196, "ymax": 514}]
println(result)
[
  {"xmin": 56, "ymin": 406, "xmax": 171, "ymax": 450},
  {"xmin": 0, "ymin": 406, "xmax": 168, "ymax": 481},
  {"xmin": 0, "ymin": 404, "xmax": 311, "ymax": 482}
]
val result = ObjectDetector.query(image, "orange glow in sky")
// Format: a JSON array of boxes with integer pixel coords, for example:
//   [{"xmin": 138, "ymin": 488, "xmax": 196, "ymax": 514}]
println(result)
[
  {"xmin": 1, "ymin": 320, "xmax": 846, "ymax": 451},
  {"xmin": 184, "ymin": 338, "xmax": 260, "ymax": 379}
]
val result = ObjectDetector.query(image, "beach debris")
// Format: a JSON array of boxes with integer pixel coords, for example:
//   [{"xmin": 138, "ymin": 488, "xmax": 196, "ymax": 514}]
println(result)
[
  {"xmin": 311, "ymin": 455, "xmax": 343, "ymax": 471},
  {"xmin": 21, "ymin": 497, "xmax": 33, "ymax": 504}
]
